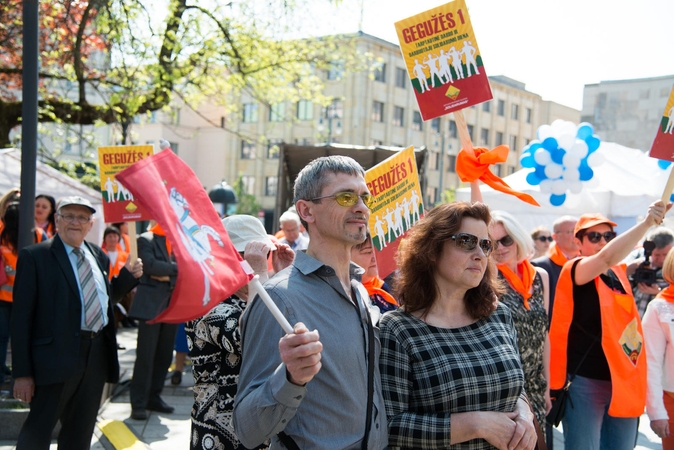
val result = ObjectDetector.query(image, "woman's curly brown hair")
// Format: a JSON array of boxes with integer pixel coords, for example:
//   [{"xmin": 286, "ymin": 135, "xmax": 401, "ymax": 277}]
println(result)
[{"xmin": 395, "ymin": 202, "xmax": 503, "ymax": 320}]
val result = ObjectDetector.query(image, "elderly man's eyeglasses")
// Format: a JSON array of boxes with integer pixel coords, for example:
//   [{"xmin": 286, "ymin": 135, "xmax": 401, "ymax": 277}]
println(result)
[
  {"xmin": 58, "ymin": 213, "xmax": 92, "ymax": 224},
  {"xmin": 451, "ymin": 233, "xmax": 493, "ymax": 256},
  {"xmin": 585, "ymin": 231, "xmax": 617, "ymax": 243},
  {"xmin": 310, "ymin": 192, "xmax": 376, "ymax": 209}
]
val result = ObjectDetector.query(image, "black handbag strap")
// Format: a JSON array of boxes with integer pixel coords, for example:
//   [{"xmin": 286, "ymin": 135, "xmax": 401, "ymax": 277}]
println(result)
[
  {"xmin": 566, "ymin": 322, "xmax": 601, "ymax": 386},
  {"xmin": 276, "ymin": 287, "xmax": 376, "ymax": 450}
]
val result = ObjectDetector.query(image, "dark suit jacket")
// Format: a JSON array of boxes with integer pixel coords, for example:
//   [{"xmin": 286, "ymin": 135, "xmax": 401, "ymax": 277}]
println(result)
[
  {"xmin": 10, "ymin": 235, "xmax": 138, "ymax": 385},
  {"xmin": 530, "ymin": 255, "xmax": 563, "ymax": 322},
  {"xmin": 128, "ymin": 232, "xmax": 177, "ymax": 321}
]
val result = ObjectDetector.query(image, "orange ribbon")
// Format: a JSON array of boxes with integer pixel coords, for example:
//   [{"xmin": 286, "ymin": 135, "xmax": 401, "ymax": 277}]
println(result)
[
  {"xmin": 497, "ymin": 260, "xmax": 536, "ymax": 310},
  {"xmin": 547, "ymin": 243, "xmax": 570, "ymax": 267},
  {"xmin": 149, "ymin": 223, "xmax": 172, "ymax": 256},
  {"xmin": 362, "ymin": 276, "xmax": 398, "ymax": 306},
  {"xmin": 456, "ymin": 145, "xmax": 540, "ymax": 207},
  {"xmin": 657, "ymin": 285, "xmax": 674, "ymax": 304}
]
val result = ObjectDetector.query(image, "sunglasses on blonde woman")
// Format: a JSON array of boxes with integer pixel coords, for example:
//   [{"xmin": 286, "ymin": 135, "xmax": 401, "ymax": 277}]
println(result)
[
  {"xmin": 536, "ymin": 236, "xmax": 553, "ymax": 243},
  {"xmin": 493, "ymin": 235, "xmax": 515, "ymax": 249},
  {"xmin": 451, "ymin": 233, "xmax": 493, "ymax": 256}
]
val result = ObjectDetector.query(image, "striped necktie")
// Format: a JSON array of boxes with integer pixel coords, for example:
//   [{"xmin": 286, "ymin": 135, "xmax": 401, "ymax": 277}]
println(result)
[{"xmin": 73, "ymin": 247, "xmax": 104, "ymax": 332}]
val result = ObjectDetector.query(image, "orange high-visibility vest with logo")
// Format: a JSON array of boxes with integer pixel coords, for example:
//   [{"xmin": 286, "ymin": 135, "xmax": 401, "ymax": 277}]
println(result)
[
  {"xmin": 0, "ymin": 246, "xmax": 17, "ymax": 302},
  {"xmin": 550, "ymin": 257, "xmax": 647, "ymax": 418},
  {"xmin": 103, "ymin": 248, "xmax": 129, "ymax": 281}
]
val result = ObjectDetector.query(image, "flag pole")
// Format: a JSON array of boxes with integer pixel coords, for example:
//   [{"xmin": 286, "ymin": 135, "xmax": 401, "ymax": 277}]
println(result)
[
  {"xmin": 661, "ymin": 166, "xmax": 674, "ymax": 203},
  {"xmin": 249, "ymin": 275, "xmax": 293, "ymax": 334}
]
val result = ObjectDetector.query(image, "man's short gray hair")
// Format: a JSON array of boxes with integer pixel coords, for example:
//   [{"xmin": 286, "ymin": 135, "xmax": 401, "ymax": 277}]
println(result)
[
  {"xmin": 552, "ymin": 215, "xmax": 578, "ymax": 233},
  {"xmin": 293, "ymin": 156, "xmax": 366, "ymax": 230},
  {"xmin": 647, "ymin": 226, "xmax": 674, "ymax": 249},
  {"xmin": 279, "ymin": 211, "xmax": 300, "ymax": 226}
]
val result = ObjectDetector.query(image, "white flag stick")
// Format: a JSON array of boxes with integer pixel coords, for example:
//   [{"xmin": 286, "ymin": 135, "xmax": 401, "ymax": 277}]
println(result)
[{"xmin": 249, "ymin": 275, "xmax": 293, "ymax": 334}]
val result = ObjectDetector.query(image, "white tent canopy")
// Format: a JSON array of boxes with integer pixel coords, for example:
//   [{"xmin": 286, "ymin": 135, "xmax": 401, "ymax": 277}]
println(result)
[
  {"xmin": 0, "ymin": 149, "xmax": 105, "ymax": 242},
  {"xmin": 455, "ymin": 142, "xmax": 672, "ymax": 233}
]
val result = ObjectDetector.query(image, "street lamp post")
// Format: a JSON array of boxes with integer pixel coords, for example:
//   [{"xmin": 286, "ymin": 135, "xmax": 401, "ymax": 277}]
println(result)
[
  {"xmin": 208, "ymin": 180, "xmax": 238, "ymax": 217},
  {"xmin": 318, "ymin": 103, "xmax": 342, "ymax": 144}
]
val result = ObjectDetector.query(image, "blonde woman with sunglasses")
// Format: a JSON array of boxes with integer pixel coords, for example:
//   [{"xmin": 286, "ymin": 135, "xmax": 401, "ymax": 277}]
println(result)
[
  {"xmin": 549, "ymin": 202, "xmax": 671, "ymax": 450},
  {"xmin": 490, "ymin": 211, "xmax": 552, "ymax": 442},
  {"xmin": 530, "ymin": 226, "xmax": 553, "ymax": 259}
]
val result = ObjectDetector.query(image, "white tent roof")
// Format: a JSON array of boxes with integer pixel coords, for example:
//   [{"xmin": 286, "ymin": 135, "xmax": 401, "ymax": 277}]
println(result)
[
  {"xmin": 0, "ymin": 149, "xmax": 105, "ymax": 243},
  {"xmin": 455, "ymin": 142, "xmax": 671, "ymax": 232}
]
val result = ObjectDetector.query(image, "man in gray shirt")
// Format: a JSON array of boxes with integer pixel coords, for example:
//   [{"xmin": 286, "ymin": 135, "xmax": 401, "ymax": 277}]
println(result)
[{"xmin": 233, "ymin": 156, "xmax": 388, "ymax": 449}]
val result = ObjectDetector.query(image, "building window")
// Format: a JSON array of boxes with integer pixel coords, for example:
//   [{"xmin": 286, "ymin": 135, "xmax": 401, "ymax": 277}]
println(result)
[
  {"xmin": 372, "ymin": 101, "xmax": 384, "ymax": 122},
  {"xmin": 371, "ymin": 139, "xmax": 383, "ymax": 146},
  {"xmin": 241, "ymin": 141, "xmax": 256, "ymax": 159},
  {"xmin": 297, "ymin": 100, "xmax": 313, "ymax": 120},
  {"xmin": 412, "ymin": 111, "xmax": 422, "ymax": 131},
  {"xmin": 509, "ymin": 166, "xmax": 516, "ymax": 175},
  {"xmin": 241, "ymin": 176, "xmax": 255, "ymax": 195},
  {"xmin": 295, "ymin": 138, "xmax": 311, "ymax": 145},
  {"xmin": 639, "ymin": 89, "xmax": 650, "ymax": 99},
  {"xmin": 482, "ymin": 101, "xmax": 491, "ymax": 112},
  {"xmin": 327, "ymin": 61, "xmax": 344, "ymax": 80},
  {"xmin": 220, "ymin": 116, "xmax": 226, "ymax": 128},
  {"xmin": 393, "ymin": 106, "xmax": 404, "ymax": 127},
  {"xmin": 168, "ymin": 142, "xmax": 179, "ymax": 155},
  {"xmin": 373, "ymin": 62, "xmax": 386, "ymax": 82},
  {"xmin": 496, "ymin": 131, "xmax": 504, "ymax": 146},
  {"xmin": 467, "ymin": 125, "xmax": 474, "ymax": 140},
  {"xmin": 428, "ymin": 151, "xmax": 438, "ymax": 170},
  {"xmin": 267, "ymin": 139, "xmax": 282, "ymax": 159},
  {"xmin": 324, "ymin": 99, "xmax": 343, "ymax": 120},
  {"xmin": 493, "ymin": 165, "xmax": 502, "ymax": 177},
  {"xmin": 447, "ymin": 155, "xmax": 457, "ymax": 172},
  {"xmin": 480, "ymin": 128, "xmax": 489, "ymax": 145},
  {"xmin": 243, "ymin": 103, "xmax": 258, "ymax": 123},
  {"xmin": 526, "ymin": 108, "xmax": 532, "ymax": 124},
  {"xmin": 395, "ymin": 67, "xmax": 407, "ymax": 89},
  {"xmin": 431, "ymin": 118, "xmax": 440, "ymax": 133},
  {"xmin": 265, "ymin": 176, "xmax": 278, "ymax": 196},
  {"xmin": 511, "ymin": 104, "xmax": 519, "ymax": 120},
  {"xmin": 510, "ymin": 135, "xmax": 518, "ymax": 150},
  {"xmin": 497, "ymin": 99, "xmax": 505, "ymax": 116},
  {"xmin": 449, "ymin": 120, "xmax": 457, "ymax": 138},
  {"xmin": 269, "ymin": 103, "xmax": 285, "ymax": 122},
  {"xmin": 170, "ymin": 107, "xmax": 181, "ymax": 125}
]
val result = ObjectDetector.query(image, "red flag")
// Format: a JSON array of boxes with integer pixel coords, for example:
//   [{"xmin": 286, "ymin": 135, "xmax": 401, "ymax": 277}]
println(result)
[{"xmin": 116, "ymin": 150, "xmax": 251, "ymax": 323}]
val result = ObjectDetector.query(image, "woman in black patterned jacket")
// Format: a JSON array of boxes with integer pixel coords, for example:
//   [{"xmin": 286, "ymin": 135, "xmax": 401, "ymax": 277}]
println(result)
[{"xmin": 379, "ymin": 202, "xmax": 537, "ymax": 450}]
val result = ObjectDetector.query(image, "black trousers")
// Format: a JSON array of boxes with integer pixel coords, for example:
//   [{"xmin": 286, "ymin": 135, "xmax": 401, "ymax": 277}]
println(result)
[
  {"xmin": 129, "ymin": 320, "xmax": 177, "ymax": 410},
  {"xmin": 17, "ymin": 334, "xmax": 108, "ymax": 450}
]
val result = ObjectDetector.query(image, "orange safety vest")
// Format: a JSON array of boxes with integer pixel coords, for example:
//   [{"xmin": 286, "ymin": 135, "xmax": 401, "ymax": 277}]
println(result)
[
  {"xmin": 103, "ymin": 248, "xmax": 129, "ymax": 281},
  {"xmin": 0, "ymin": 246, "xmax": 17, "ymax": 303},
  {"xmin": 549, "ymin": 258, "xmax": 647, "ymax": 417}
]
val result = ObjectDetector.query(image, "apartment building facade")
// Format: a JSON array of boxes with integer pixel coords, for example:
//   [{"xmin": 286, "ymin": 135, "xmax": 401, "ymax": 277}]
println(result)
[
  {"xmin": 582, "ymin": 75, "xmax": 674, "ymax": 152},
  {"xmin": 89, "ymin": 32, "xmax": 581, "ymax": 215}
]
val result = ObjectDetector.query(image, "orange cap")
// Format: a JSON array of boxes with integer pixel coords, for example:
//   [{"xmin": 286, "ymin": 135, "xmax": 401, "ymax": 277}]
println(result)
[{"xmin": 574, "ymin": 212, "xmax": 618, "ymax": 236}]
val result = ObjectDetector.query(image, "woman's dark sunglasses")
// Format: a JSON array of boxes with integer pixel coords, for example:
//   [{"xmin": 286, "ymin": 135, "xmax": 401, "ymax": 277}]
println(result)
[
  {"xmin": 536, "ymin": 236, "xmax": 553, "ymax": 243},
  {"xmin": 451, "ymin": 233, "xmax": 493, "ymax": 256},
  {"xmin": 585, "ymin": 231, "xmax": 617, "ymax": 244},
  {"xmin": 494, "ymin": 234, "xmax": 515, "ymax": 249}
]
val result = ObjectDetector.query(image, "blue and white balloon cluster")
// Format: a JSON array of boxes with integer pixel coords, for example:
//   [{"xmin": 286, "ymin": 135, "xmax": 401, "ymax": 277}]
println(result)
[{"xmin": 520, "ymin": 120, "xmax": 604, "ymax": 206}]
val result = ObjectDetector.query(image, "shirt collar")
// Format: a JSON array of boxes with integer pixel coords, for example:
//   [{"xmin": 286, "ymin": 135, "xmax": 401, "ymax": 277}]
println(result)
[{"xmin": 293, "ymin": 250, "xmax": 364, "ymax": 281}]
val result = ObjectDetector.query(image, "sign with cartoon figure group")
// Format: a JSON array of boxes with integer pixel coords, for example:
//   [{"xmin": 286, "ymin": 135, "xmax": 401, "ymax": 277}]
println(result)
[
  {"xmin": 97, "ymin": 145, "xmax": 154, "ymax": 222},
  {"xmin": 394, "ymin": 0, "xmax": 492, "ymax": 120},
  {"xmin": 366, "ymin": 146, "xmax": 424, "ymax": 278},
  {"xmin": 649, "ymin": 85, "xmax": 674, "ymax": 161}
]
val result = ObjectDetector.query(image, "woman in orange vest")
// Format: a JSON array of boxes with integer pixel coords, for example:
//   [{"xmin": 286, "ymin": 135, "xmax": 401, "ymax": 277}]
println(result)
[
  {"xmin": 490, "ymin": 211, "xmax": 551, "ymax": 437},
  {"xmin": 34, "ymin": 194, "xmax": 56, "ymax": 238},
  {"xmin": 102, "ymin": 226, "xmax": 130, "ymax": 280},
  {"xmin": 643, "ymin": 248, "xmax": 674, "ymax": 449},
  {"xmin": 549, "ymin": 201, "xmax": 670, "ymax": 449},
  {"xmin": 0, "ymin": 202, "xmax": 45, "ymax": 386},
  {"xmin": 112, "ymin": 222, "xmax": 131, "ymax": 253}
]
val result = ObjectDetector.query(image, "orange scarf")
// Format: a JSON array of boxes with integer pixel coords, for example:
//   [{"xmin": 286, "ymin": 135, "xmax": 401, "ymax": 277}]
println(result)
[
  {"xmin": 362, "ymin": 276, "xmax": 398, "ymax": 306},
  {"xmin": 497, "ymin": 260, "xmax": 536, "ymax": 310},
  {"xmin": 547, "ymin": 243, "xmax": 570, "ymax": 267},
  {"xmin": 657, "ymin": 285, "xmax": 674, "ymax": 304},
  {"xmin": 456, "ymin": 145, "xmax": 540, "ymax": 207},
  {"xmin": 149, "ymin": 223, "xmax": 172, "ymax": 256}
]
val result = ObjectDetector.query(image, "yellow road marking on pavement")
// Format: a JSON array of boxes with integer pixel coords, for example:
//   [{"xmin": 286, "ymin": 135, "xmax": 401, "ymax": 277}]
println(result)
[{"xmin": 98, "ymin": 419, "xmax": 147, "ymax": 450}]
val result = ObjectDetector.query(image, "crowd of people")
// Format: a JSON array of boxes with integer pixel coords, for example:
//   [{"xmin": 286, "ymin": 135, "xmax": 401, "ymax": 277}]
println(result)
[{"xmin": 0, "ymin": 154, "xmax": 673, "ymax": 450}]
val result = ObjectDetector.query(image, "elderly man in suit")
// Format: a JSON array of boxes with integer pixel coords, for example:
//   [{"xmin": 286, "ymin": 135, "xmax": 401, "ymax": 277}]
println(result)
[
  {"xmin": 128, "ymin": 223, "xmax": 178, "ymax": 420},
  {"xmin": 11, "ymin": 196, "xmax": 142, "ymax": 450}
]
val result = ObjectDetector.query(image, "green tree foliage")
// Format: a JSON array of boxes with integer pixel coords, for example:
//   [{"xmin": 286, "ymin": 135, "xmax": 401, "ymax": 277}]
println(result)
[
  {"xmin": 233, "ymin": 175, "xmax": 262, "ymax": 216},
  {"xmin": 0, "ymin": 0, "xmax": 366, "ymax": 149}
]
